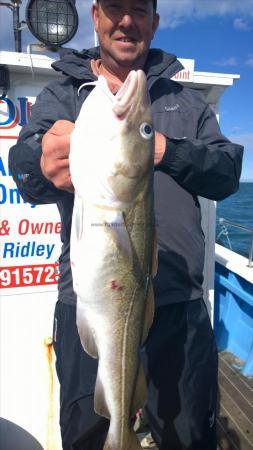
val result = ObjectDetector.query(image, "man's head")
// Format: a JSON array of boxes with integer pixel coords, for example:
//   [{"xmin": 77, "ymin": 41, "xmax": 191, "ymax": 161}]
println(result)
[
  {"xmin": 96, "ymin": 0, "xmax": 157, "ymax": 12},
  {"xmin": 92, "ymin": 0, "xmax": 160, "ymax": 80}
]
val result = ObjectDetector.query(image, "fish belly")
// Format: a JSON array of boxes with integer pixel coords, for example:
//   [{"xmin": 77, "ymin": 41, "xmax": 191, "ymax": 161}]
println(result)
[{"xmin": 72, "ymin": 196, "xmax": 153, "ymax": 450}]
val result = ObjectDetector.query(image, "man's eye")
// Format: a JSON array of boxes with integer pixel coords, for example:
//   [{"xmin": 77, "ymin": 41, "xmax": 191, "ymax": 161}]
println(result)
[
  {"xmin": 107, "ymin": 3, "xmax": 121, "ymax": 10},
  {"xmin": 134, "ymin": 5, "xmax": 148, "ymax": 14},
  {"xmin": 135, "ymin": 8, "xmax": 146, "ymax": 13}
]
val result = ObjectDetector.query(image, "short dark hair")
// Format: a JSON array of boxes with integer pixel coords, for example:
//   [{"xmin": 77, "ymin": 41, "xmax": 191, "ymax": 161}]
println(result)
[{"xmin": 96, "ymin": 0, "xmax": 157, "ymax": 12}]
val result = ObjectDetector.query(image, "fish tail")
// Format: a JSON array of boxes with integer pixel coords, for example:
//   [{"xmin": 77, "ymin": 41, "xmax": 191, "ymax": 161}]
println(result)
[{"xmin": 103, "ymin": 428, "xmax": 142, "ymax": 450}]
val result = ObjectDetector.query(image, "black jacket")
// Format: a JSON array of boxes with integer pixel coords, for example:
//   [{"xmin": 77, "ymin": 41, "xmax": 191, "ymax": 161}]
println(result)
[{"xmin": 9, "ymin": 48, "xmax": 243, "ymax": 306}]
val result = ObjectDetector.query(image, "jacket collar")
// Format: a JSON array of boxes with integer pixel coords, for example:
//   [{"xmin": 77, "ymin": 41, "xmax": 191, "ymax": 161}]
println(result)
[{"xmin": 51, "ymin": 47, "xmax": 184, "ymax": 84}]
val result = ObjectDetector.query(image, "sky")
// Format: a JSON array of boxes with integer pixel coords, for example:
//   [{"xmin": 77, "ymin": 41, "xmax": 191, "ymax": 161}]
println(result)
[{"xmin": 1, "ymin": 0, "xmax": 253, "ymax": 181}]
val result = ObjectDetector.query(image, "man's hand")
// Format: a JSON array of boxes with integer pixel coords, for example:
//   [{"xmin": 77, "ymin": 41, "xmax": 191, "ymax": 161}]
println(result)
[
  {"xmin": 41, "ymin": 120, "xmax": 75, "ymax": 192},
  {"xmin": 154, "ymin": 131, "xmax": 166, "ymax": 165}
]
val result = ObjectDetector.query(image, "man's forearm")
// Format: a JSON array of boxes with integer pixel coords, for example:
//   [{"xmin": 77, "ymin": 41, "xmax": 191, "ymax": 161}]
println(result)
[
  {"xmin": 156, "ymin": 135, "xmax": 243, "ymax": 201},
  {"xmin": 8, "ymin": 142, "xmax": 68, "ymax": 205}
]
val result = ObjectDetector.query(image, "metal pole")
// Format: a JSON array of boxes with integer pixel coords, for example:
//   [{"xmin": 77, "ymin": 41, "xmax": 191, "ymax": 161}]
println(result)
[
  {"xmin": 219, "ymin": 218, "xmax": 253, "ymax": 268},
  {"xmin": 93, "ymin": 0, "xmax": 98, "ymax": 47},
  {"xmin": 248, "ymin": 233, "xmax": 253, "ymax": 268},
  {"xmin": 12, "ymin": 2, "xmax": 22, "ymax": 52}
]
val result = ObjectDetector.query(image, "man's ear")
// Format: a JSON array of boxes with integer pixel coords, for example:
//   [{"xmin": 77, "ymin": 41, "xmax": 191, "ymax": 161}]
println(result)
[
  {"xmin": 152, "ymin": 13, "xmax": 160, "ymax": 39},
  {"xmin": 92, "ymin": 3, "xmax": 99, "ymax": 33}
]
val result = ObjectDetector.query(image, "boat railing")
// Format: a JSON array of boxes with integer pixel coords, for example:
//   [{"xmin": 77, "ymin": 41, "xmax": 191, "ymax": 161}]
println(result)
[{"xmin": 217, "ymin": 218, "xmax": 253, "ymax": 268}]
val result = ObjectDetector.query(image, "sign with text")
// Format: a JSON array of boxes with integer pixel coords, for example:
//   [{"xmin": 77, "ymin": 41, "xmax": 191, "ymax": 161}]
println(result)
[
  {"xmin": 171, "ymin": 58, "xmax": 195, "ymax": 82},
  {"xmin": 0, "ymin": 94, "xmax": 62, "ymax": 295}
]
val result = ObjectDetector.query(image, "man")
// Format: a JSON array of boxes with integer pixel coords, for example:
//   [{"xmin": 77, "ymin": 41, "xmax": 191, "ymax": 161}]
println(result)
[{"xmin": 9, "ymin": 0, "xmax": 243, "ymax": 449}]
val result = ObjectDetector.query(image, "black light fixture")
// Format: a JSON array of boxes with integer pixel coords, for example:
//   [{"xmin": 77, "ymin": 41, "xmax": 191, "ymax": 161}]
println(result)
[
  {"xmin": 0, "ymin": 65, "xmax": 10, "ymax": 98},
  {"xmin": 26, "ymin": 0, "xmax": 78, "ymax": 48}
]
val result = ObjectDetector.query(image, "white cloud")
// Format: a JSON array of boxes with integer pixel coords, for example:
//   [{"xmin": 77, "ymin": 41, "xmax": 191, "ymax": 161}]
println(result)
[
  {"xmin": 231, "ymin": 126, "xmax": 242, "ymax": 134},
  {"xmin": 156, "ymin": 0, "xmax": 253, "ymax": 29},
  {"xmin": 73, "ymin": 0, "xmax": 253, "ymax": 42},
  {"xmin": 233, "ymin": 18, "xmax": 251, "ymax": 31},
  {"xmin": 246, "ymin": 55, "xmax": 253, "ymax": 67},
  {"xmin": 1, "ymin": 0, "xmax": 253, "ymax": 52},
  {"xmin": 230, "ymin": 133, "xmax": 253, "ymax": 150},
  {"xmin": 229, "ymin": 133, "xmax": 253, "ymax": 181},
  {"xmin": 214, "ymin": 54, "xmax": 253, "ymax": 69},
  {"xmin": 67, "ymin": 2, "xmax": 95, "ymax": 50},
  {"xmin": 215, "ymin": 57, "xmax": 238, "ymax": 67}
]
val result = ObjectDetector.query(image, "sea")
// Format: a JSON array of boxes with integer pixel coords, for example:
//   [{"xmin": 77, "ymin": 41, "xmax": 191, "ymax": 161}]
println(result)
[{"xmin": 216, "ymin": 182, "xmax": 253, "ymax": 259}]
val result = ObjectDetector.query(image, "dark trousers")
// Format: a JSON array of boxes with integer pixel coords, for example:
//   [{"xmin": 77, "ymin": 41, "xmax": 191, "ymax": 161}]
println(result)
[
  {"xmin": 142, "ymin": 299, "xmax": 218, "ymax": 450},
  {"xmin": 53, "ymin": 298, "xmax": 218, "ymax": 450},
  {"xmin": 53, "ymin": 301, "xmax": 109, "ymax": 450}
]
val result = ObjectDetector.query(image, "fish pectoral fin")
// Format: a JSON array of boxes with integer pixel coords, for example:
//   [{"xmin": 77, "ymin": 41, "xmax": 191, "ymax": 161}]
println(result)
[
  {"xmin": 131, "ymin": 363, "xmax": 147, "ymax": 417},
  {"xmin": 151, "ymin": 227, "xmax": 158, "ymax": 278},
  {"xmin": 94, "ymin": 373, "xmax": 110, "ymax": 419},
  {"xmin": 70, "ymin": 195, "xmax": 85, "ymax": 297},
  {"xmin": 141, "ymin": 281, "xmax": 155, "ymax": 345},
  {"xmin": 74, "ymin": 194, "xmax": 84, "ymax": 241},
  {"xmin": 76, "ymin": 304, "xmax": 98, "ymax": 359},
  {"xmin": 105, "ymin": 210, "xmax": 133, "ymax": 264}
]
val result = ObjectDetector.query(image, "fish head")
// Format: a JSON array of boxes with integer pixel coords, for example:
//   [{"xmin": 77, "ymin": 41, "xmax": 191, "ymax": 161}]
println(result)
[
  {"xmin": 109, "ymin": 69, "xmax": 154, "ymax": 204},
  {"xmin": 70, "ymin": 70, "xmax": 153, "ymax": 208}
]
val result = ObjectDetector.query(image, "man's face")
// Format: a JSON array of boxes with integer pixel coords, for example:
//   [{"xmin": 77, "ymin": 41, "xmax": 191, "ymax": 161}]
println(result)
[{"xmin": 92, "ymin": 0, "xmax": 159, "ymax": 77}]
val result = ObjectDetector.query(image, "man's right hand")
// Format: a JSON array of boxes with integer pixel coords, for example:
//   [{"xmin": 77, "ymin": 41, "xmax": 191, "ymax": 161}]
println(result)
[{"xmin": 41, "ymin": 120, "xmax": 75, "ymax": 192}]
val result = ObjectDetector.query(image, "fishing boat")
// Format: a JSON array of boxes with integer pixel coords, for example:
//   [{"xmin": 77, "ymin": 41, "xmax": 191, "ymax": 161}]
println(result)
[{"xmin": 0, "ymin": 6, "xmax": 252, "ymax": 447}]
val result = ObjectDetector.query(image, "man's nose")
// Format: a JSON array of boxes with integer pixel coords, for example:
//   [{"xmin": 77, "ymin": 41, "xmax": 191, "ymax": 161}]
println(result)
[{"xmin": 118, "ymin": 13, "xmax": 134, "ymax": 28}]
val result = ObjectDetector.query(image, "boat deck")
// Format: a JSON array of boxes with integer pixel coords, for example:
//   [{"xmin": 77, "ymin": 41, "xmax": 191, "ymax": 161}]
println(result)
[
  {"xmin": 139, "ymin": 351, "xmax": 253, "ymax": 449},
  {"xmin": 217, "ymin": 351, "xmax": 253, "ymax": 450}
]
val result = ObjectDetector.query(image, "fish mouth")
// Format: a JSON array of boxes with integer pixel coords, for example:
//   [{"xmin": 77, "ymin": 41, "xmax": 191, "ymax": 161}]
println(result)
[{"xmin": 113, "ymin": 70, "xmax": 146, "ymax": 118}]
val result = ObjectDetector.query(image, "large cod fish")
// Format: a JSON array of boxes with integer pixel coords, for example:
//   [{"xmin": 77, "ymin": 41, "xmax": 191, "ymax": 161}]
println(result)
[{"xmin": 69, "ymin": 70, "xmax": 156, "ymax": 450}]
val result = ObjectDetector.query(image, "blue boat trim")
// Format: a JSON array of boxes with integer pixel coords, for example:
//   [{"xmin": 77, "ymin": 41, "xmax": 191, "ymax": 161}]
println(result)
[
  {"xmin": 215, "ymin": 273, "xmax": 253, "ymax": 307},
  {"xmin": 214, "ymin": 259, "xmax": 253, "ymax": 377}
]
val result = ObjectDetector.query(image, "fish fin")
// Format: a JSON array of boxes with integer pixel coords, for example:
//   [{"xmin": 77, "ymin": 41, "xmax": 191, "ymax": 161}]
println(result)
[
  {"xmin": 76, "ymin": 303, "xmax": 98, "ymax": 359},
  {"xmin": 141, "ymin": 282, "xmax": 155, "ymax": 345},
  {"xmin": 74, "ymin": 194, "xmax": 84, "ymax": 241},
  {"xmin": 103, "ymin": 429, "xmax": 142, "ymax": 450},
  {"xmin": 94, "ymin": 373, "xmax": 110, "ymax": 419},
  {"xmin": 105, "ymin": 210, "xmax": 133, "ymax": 264},
  {"xmin": 70, "ymin": 194, "xmax": 84, "ymax": 296},
  {"xmin": 127, "ymin": 431, "xmax": 143, "ymax": 450},
  {"xmin": 131, "ymin": 363, "xmax": 147, "ymax": 418},
  {"xmin": 151, "ymin": 227, "xmax": 158, "ymax": 278}
]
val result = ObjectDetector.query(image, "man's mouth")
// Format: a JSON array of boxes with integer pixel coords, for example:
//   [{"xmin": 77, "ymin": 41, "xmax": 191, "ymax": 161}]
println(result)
[{"xmin": 116, "ymin": 37, "xmax": 136, "ymax": 43}]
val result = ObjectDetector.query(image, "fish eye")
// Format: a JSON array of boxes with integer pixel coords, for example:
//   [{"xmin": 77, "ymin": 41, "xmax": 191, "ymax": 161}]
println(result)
[{"xmin": 139, "ymin": 123, "xmax": 153, "ymax": 140}]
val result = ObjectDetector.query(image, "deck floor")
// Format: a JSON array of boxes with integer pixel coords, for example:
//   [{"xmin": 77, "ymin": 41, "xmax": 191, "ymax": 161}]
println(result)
[
  {"xmin": 139, "ymin": 351, "xmax": 253, "ymax": 449},
  {"xmin": 217, "ymin": 352, "xmax": 253, "ymax": 450}
]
